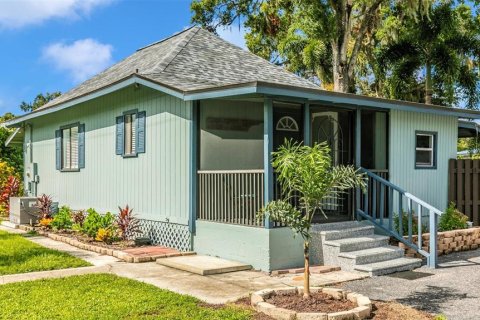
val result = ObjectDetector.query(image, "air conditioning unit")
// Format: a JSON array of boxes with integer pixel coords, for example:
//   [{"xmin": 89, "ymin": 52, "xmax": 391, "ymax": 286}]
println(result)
[{"xmin": 9, "ymin": 197, "xmax": 40, "ymax": 225}]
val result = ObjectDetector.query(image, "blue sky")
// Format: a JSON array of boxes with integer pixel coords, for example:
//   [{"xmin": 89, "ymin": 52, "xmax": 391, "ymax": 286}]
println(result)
[{"xmin": 0, "ymin": 0, "xmax": 246, "ymax": 115}]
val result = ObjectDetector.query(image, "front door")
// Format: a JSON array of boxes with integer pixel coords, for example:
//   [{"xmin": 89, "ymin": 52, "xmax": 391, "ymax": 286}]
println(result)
[{"xmin": 311, "ymin": 108, "xmax": 354, "ymax": 222}]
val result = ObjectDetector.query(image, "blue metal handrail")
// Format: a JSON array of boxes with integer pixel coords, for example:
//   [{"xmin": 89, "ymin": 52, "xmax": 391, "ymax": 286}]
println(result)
[{"xmin": 356, "ymin": 167, "xmax": 442, "ymax": 268}]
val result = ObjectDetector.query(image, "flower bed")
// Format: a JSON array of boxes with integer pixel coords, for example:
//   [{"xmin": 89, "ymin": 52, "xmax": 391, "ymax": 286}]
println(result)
[
  {"xmin": 399, "ymin": 227, "xmax": 480, "ymax": 258},
  {"xmin": 17, "ymin": 224, "xmax": 194, "ymax": 263},
  {"xmin": 251, "ymin": 287, "xmax": 371, "ymax": 320}
]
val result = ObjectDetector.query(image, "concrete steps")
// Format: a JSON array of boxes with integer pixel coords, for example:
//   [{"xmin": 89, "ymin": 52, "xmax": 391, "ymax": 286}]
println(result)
[
  {"xmin": 317, "ymin": 221, "xmax": 422, "ymax": 276},
  {"xmin": 354, "ymin": 257, "xmax": 422, "ymax": 276},
  {"xmin": 324, "ymin": 235, "xmax": 390, "ymax": 252}
]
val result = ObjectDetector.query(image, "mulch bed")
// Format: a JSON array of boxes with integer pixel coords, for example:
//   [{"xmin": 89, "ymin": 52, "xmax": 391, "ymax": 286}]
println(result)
[
  {"xmin": 265, "ymin": 291, "xmax": 356, "ymax": 313},
  {"xmin": 54, "ymin": 230, "xmax": 135, "ymax": 250},
  {"xmin": 234, "ymin": 297, "xmax": 434, "ymax": 320},
  {"xmin": 370, "ymin": 301, "xmax": 434, "ymax": 320}
]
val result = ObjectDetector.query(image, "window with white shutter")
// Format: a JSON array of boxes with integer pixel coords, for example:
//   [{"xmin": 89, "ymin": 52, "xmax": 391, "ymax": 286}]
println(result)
[
  {"xmin": 59, "ymin": 124, "xmax": 82, "ymax": 171},
  {"xmin": 116, "ymin": 110, "xmax": 145, "ymax": 157}
]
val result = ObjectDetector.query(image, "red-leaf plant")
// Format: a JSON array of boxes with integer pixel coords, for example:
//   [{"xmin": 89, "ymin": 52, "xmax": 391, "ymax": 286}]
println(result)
[
  {"xmin": 117, "ymin": 205, "xmax": 141, "ymax": 241},
  {"xmin": 37, "ymin": 194, "xmax": 53, "ymax": 219},
  {"xmin": 0, "ymin": 176, "xmax": 21, "ymax": 214}
]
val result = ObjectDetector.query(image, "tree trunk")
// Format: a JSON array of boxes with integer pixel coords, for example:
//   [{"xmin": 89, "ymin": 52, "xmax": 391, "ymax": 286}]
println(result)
[
  {"xmin": 303, "ymin": 240, "xmax": 310, "ymax": 298},
  {"xmin": 425, "ymin": 62, "xmax": 433, "ymax": 104}
]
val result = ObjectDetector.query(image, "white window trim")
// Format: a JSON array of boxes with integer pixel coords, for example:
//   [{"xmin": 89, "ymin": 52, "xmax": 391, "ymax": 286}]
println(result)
[{"xmin": 415, "ymin": 132, "xmax": 436, "ymax": 169}]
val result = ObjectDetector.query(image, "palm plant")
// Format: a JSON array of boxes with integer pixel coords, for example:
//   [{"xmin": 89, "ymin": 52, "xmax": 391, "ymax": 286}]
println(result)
[
  {"xmin": 379, "ymin": 2, "xmax": 480, "ymax": 108},
  {"xmin": 259, "ymin": 141, "xmax": 365, "ymax": 298}
]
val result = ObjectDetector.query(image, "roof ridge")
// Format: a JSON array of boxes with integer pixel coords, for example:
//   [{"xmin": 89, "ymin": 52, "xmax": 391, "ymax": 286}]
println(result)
[
  {"xmin": 139, "ymin": 27, "xmax": 199, "ymax": 75},
  {"xmin": 195, "ymin": 28, "xmax": 317, "ymax": 87},
  {"xmin": 158, "ymin": 27, "xmax": 200, "ymax": 73},
  {"xmin": 136, "ymin": 26, "xmax": 198, "ymax": 51}
]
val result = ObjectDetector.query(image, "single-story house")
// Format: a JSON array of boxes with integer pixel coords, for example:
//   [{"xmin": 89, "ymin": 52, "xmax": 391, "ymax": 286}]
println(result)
[{"xmin": 6, "ymin": 27, "xmax": 480, "ymax": 271}]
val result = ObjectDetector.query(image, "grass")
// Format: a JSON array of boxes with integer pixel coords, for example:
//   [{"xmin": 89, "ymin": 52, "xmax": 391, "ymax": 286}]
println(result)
[
  {"xmin": 0, "ymin": 274, "xmax": 254, "ymax": 320},
  {"xmin": 0, "ymin": 230, "xmax": 90, "ymax": 275}
]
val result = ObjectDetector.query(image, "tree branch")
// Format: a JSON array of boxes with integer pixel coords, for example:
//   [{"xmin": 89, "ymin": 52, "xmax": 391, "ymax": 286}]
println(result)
[{"xmin": 347, "ymin": 0, "xmax": 384, "ymax": 78}]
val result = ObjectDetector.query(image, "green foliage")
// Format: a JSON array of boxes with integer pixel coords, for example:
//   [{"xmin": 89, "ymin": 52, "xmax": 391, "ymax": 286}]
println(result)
[
  {"xmin": 51, "ymin": 206, "xmax": 73, "ymax": 231},
  {"xmin": 259, "ymin": 140, "xmax": 366, "ymax": 241},
  {"xmin": 0, "ymin": 162, "xmax": 23, "ymax": 216},
  {"xmin": 19, "ymin": 92, "xmax": 61, "ymax": 112},
  {"xmin": 435, "ymin": 314, "xmax": 448, "ymax": 320},
  {"xmin": 379, "ymin": 2, "xmax": 480, "ymax": 107},
  {"xmin": 191, "ymin": 0, "xmax": 435, "ymax": 93},
  {"xmin": 0, "ymin": 230, "xmax": 90, "ymax": 275},
  {"xmin": 0, "ymin": 126, "xmax": 23, "ymax": 173},
  {"xmin": 439, "ymin": 203, "xmax": 469, "ymax": 232},
  {"xmin": 82, "ymin": 209, "xmax": 116, "ymax": 239},
  {"xmin": 393, "ymin": 212, "xmax": 428, "ymax": 236},
  {"xmin": 0, "ymin": 274, "xmax": 253, "ymax": 320}
]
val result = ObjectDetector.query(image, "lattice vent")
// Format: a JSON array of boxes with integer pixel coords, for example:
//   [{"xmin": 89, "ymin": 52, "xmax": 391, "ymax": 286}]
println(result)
[{"xmin": 137, "ymin": 219, "xmax": 191, "ymax": 252}]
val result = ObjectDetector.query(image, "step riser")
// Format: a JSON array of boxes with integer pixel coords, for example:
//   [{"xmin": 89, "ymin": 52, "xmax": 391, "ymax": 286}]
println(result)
[
  {"xmin": 356, "ymin": 261, "xmax": 422, "ymax": 276},
  {"xmin": 352, "ymin": 250, "xmax": 405, "ymax": 265},
  {"xmin": 337, "ymin": 238, "xmax": 389, "ymax": 252},
  {"xmin": 322, "ymin": 227, "xmax": 375, "ymax": 241}
]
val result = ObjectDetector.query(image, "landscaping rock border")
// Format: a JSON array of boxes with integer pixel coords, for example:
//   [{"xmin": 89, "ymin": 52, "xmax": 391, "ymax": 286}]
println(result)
[
  {"xmin": 400, "ymin": 227, "xmax": 480, "ymax": 258},
  {"xmin": 251, "ymin": 287, "xmax": 371, "ymax": 320},
  {"xmin": 15, "ymin": 224, "xmax": 196, "ymax": 263}
]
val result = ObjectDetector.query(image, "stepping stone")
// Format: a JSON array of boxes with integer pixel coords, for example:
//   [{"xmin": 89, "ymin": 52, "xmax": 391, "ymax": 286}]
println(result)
[{"xmin": 157, "ymin": 255, "xmax": 251, "ymax": 275}]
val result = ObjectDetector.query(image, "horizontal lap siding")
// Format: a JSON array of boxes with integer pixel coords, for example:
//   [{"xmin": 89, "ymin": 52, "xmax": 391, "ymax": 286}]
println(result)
[
  {"xmin": 389, "ymin": 109, "xmax": 457, "ymax": 211},
  {"xmin": 30, "ymin": 86, "xmax": 191, "ymax": 224}
]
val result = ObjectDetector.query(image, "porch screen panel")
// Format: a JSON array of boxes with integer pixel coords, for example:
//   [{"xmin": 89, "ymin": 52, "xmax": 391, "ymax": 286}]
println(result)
[{"xmin": 199, "ymin": 100, "xmax": 264, "ymax": 170}]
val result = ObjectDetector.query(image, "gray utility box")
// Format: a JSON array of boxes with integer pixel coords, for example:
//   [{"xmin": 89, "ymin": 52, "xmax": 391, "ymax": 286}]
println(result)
[{"xmin": 9, "ymin": 197, "xmax": 40, "ymax": 225}]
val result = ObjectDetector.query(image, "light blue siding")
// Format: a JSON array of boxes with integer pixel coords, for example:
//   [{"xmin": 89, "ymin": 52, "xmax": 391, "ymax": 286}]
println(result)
[
  {"xmin": 389, "ymin": 109, "xmax": 457, "ymax": 211},
  {"xmin": 28, "ymin": 85, "xmax": 192, "ymax": 224}
]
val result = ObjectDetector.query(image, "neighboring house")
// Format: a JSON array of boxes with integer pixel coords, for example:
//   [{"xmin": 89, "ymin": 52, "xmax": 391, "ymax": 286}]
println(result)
[{"xmin": 5, "ymin": 27, "xmax": 480, "ymax": 272}]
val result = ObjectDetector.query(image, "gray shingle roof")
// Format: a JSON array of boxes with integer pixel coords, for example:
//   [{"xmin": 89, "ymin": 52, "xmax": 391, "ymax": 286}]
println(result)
[{"xmin": 40, "ymin": 27, "xmax": 319, "ymax": 110}]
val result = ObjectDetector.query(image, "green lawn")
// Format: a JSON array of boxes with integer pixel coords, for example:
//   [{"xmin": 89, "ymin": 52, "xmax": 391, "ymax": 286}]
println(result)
[
  {"xmin": 0, "ymin": 230, "xmax": 90, "ymax": 275},
  {"xmin": 0, "ymin": 274, "xmax": 254, "ymax": 320}
]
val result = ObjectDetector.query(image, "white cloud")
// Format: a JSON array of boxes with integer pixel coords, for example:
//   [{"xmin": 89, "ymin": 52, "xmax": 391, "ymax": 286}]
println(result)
[
  {"xmin": 0, "ymin": 0, "xmax": 113, "ymax": 29},
  {"xmin": 217, "ymin": 27, "xmax": 247, "ymax": 49},
  {"xmin": 43, "ymin": 39, "xmax": 113, "ymax": 83}
]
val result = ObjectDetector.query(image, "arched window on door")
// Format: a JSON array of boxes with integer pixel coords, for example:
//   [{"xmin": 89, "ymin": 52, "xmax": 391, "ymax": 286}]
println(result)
[{"xmin": 276, "ymin": 116, "xmax": 299, "ymax": 132}]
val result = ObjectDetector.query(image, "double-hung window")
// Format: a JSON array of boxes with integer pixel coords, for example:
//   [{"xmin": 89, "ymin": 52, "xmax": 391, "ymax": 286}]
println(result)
[
  {"xmin": 55, "ymin": 123, "xmax": 85, "ymax": 171},
  {"xmin": 116, "ymin": 110, "xmax": 146, "ymax": 157},
  {"xmin": 415, "ymin": 131, "xmax": 437, "ymax": 169}
]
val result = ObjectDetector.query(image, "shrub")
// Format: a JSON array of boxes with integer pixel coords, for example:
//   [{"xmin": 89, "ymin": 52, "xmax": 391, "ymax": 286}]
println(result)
[
  {"xmin": 71, "ymin": 210, "xmax": 86, "ymax": 231},
  {"xmin": 82, "ymin": 209, "xmax": 116, "ymax": 239},
  {"xmin": 37, "ymin": 194, "xmax": 53, "ymax": 219},
  {"xmin": 393, "ymin": 212, "xmax": 428, "ymax": 236},
  {"xmin": 117, "ymin": 205, "xmax": 141, "ymax": 240},
  {"xmin": 95, "ymin": 228, "xmax": 117, "ymax": 244},
  {"xmin": 51, "ymin": 206, "xmax": 73, "ymax": 230},
  {"xmin": 0, "ymin": 176, "xmax": 22, "ymax": 215},
  {"xmin": 39, "ymin": 218, "xmax": 53, "ymax": 228},
  {"xmin": 439, "ymin": 203, "xmax": 468, "ymax": 232}
]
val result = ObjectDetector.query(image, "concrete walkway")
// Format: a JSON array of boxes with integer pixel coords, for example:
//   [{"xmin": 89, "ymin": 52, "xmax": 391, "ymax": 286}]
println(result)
[
  {"xmin": 340, "ymin": 249, "xmax": 480, "ymax": 320},
  {"xmin": 0, "ymin": 225, "xmax": 367, "ymax": 304}
]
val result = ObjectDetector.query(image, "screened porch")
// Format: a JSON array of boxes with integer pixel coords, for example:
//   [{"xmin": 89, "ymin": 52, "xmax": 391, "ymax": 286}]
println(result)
[{"xmin": 196, "ymin": 97, "xmax": 389, "ymax": 228}]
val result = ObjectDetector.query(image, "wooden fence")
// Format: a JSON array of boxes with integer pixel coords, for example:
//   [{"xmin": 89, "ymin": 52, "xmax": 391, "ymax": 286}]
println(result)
[{"xmin": 448, "ymin": 158, "xmax": 480, "ymax": 225}]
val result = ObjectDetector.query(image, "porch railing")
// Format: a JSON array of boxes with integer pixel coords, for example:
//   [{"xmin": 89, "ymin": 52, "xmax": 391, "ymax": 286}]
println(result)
[
  {"xmin": 356, "ymin": 168, "xmax": 442, "ymax": 268},
  {"xmin": 197, "ymin": 170, "xmax": 264, "ymax": 227}
]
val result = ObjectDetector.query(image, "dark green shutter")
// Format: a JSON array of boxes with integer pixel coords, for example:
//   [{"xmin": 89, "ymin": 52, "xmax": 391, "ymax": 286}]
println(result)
[
  {"xmin": 78, "ymin": 124, "xmax": 85, "ymax": 168},
  {"xmin": 55, "ymin": 129, "xmax": 61, "ymax": 170},
  {"xmin": 136, "ymin": 111, "xmax": 146, "ymax": 153},
  {"xmin": 116, "ymin": 116, "xmax": 124, "ymax": 155}
]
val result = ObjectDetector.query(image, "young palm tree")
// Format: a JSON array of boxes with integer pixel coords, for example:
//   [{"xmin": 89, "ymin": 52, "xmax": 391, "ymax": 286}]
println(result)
[{"xmin": 259, "ymin": 140, "xmax": 365, "ymax": 298}]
